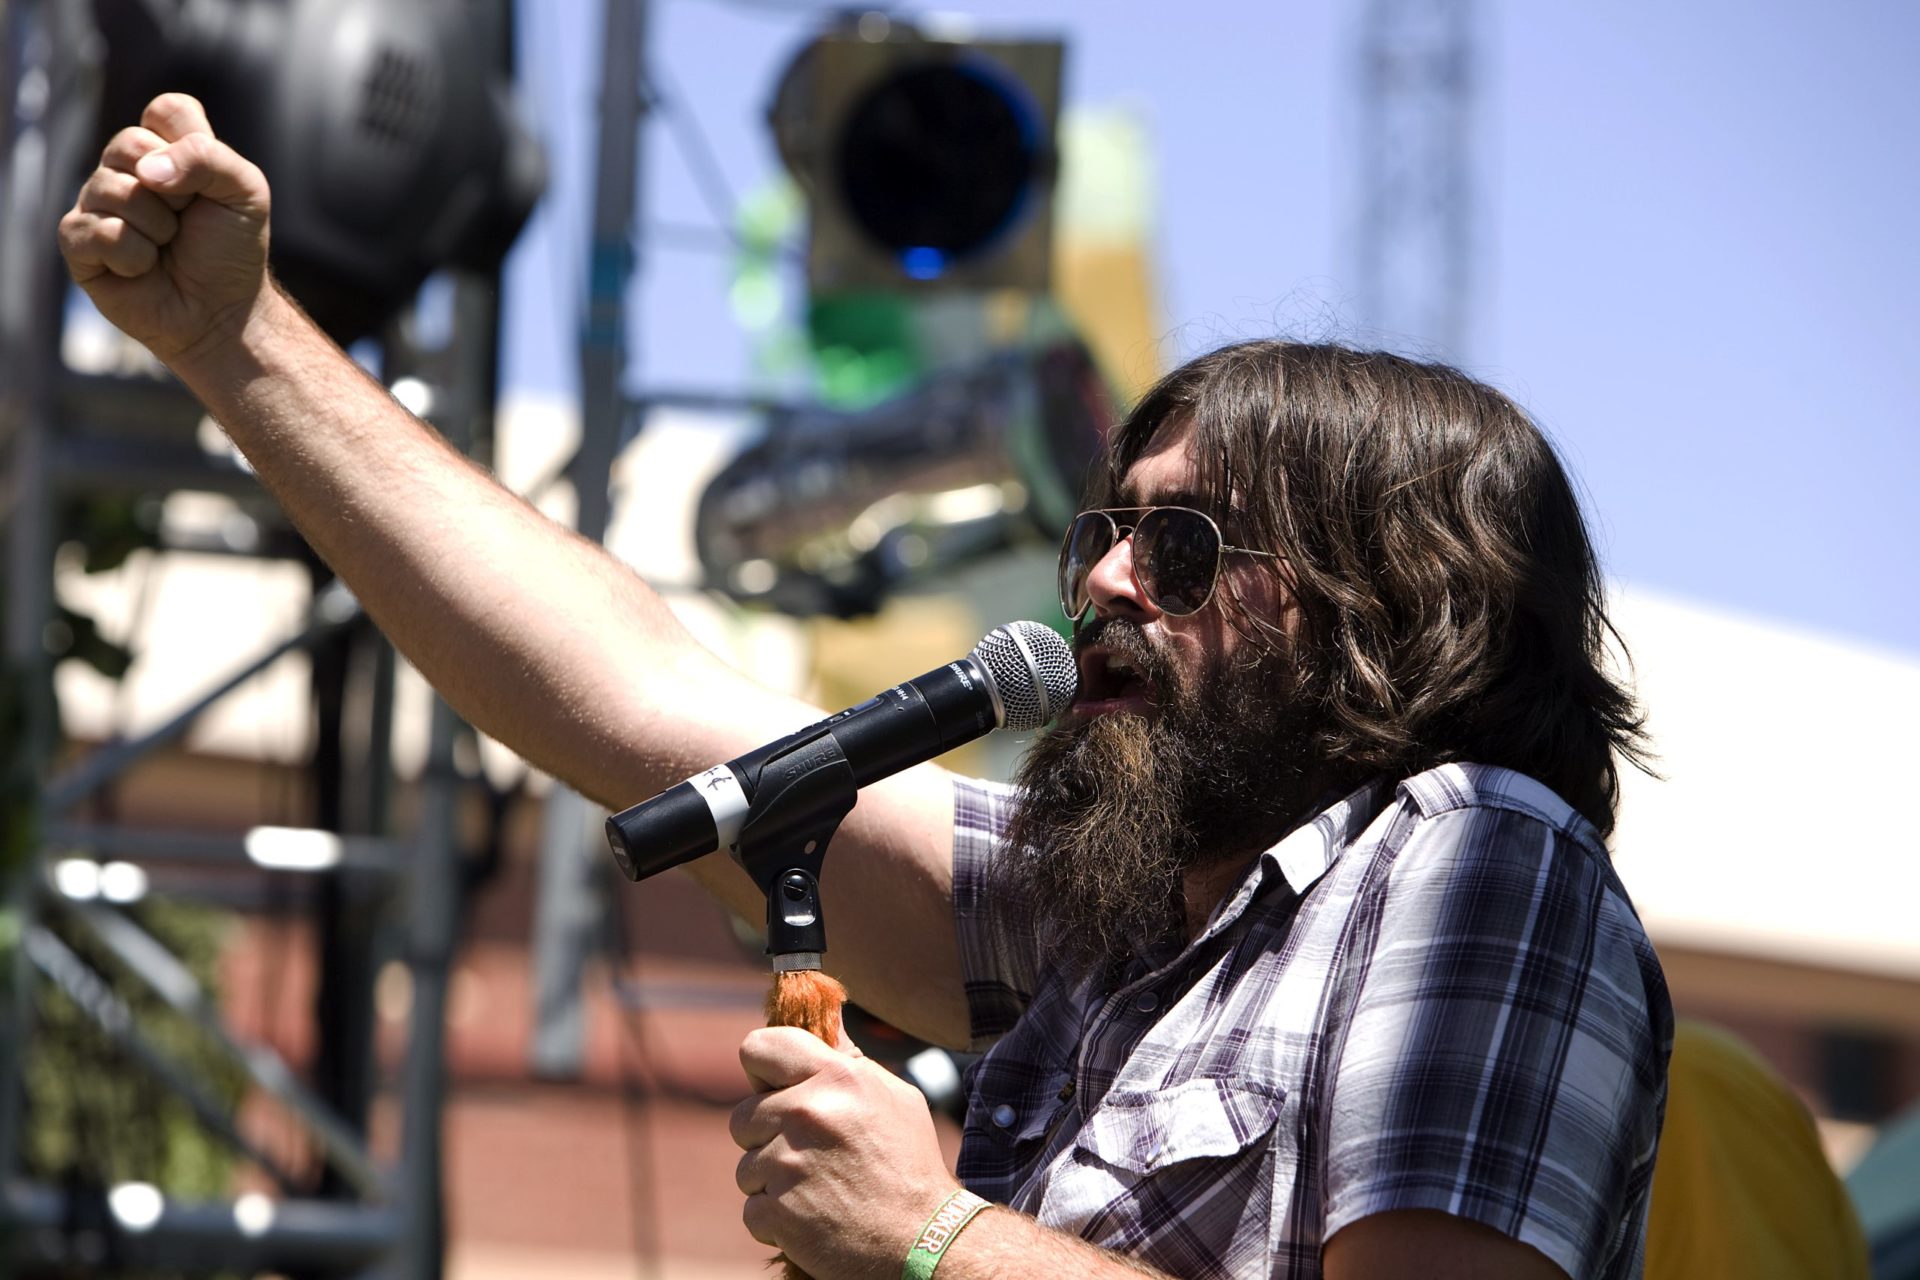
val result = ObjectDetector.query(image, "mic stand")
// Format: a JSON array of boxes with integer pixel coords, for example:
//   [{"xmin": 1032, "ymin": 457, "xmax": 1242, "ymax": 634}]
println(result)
[
  {"xmin": 730, "ymin": 731, "xmax": 856, "ymax": 969},
  {"xmin": 729, "ymin": 734, "xmax": 858, "ymax": 1280}
]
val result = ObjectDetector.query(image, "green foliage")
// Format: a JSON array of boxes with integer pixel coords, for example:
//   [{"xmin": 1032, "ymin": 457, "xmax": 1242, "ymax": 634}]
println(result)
[
  {"xmin": 23, "ymin": 898, "xmax": 248, "ymax": 1201},
  {"xmin": 2, "ymin": 440, "xmax": 242, "ymax": 1277},
  {"xmin": 44, "ymin": 602, "xmax": 134, "ymax": 681},
  {"xmin": 63, "ymin": 494, "xmax": 160, "ymax": 576}
]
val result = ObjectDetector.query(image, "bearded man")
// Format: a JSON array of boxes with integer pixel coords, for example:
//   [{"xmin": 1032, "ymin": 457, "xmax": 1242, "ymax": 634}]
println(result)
[{"xmin": 61, "ymin": 95, "xmax": 1670, "ymax": 1280}]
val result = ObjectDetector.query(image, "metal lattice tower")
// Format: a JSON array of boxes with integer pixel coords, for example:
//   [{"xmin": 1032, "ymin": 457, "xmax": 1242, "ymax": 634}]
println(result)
[
  {"xmin": 1355, "ymin": 0, "xmax": 1478, "ymax": 360},
  {"xmin": 0, "ymin": 3, "xmax": 526, "ymax": 1274}
]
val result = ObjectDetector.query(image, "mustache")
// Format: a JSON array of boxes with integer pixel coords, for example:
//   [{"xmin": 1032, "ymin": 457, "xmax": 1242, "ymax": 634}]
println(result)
[{"xmin": 1074, "ymin": 617, "xmax": 1178, "ymax": 689}]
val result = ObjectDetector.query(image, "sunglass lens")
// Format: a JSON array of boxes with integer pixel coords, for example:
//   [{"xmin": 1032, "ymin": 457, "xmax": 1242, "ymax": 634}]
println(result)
[
  {"xmin": 1059, "ymin": 513, "xmax": 1113, "ymax": 618},
  {"xmin": 1135, "ymin": 509, "xmax": 1221, "ymax": 615}
]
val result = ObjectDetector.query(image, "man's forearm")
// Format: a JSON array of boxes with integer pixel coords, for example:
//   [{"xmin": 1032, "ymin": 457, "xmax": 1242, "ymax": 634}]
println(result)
[{"xmin": 167, "ymin": 282, "xmax": 755, "ymax": 806}]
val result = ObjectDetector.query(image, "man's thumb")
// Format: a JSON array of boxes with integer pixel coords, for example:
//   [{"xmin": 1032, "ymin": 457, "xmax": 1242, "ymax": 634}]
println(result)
[{"xmin": 134, "ymin": 134, "xmax": 268, "ymax": 218}]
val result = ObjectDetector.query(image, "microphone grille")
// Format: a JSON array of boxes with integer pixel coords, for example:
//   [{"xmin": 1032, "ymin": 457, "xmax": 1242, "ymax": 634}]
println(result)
[{"xmin": 972, "ymin": 621, "xmax": 1078, "ymax": 732}]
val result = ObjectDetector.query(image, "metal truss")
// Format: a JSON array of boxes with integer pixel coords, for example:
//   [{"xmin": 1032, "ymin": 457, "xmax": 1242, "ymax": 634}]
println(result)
[
  {"xmin": 1356, "ymin": 0, "xmax": 1479, "ymax": 359},
  {"xmin": 0, "ymin": 1, "xmax": 512, "ymax": 1274}
]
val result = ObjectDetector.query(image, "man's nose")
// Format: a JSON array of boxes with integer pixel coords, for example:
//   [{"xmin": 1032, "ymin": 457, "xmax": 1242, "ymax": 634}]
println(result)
[{"xmin": 1084, "ymin": 530, "xmax": 1158, "ymax": 620}]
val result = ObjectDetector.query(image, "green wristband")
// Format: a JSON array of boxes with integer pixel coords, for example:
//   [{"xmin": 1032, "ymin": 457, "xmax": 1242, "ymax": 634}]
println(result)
[{"xmin": 902, "ymin": 1189, "xmax": 991, "ymax": 1280}]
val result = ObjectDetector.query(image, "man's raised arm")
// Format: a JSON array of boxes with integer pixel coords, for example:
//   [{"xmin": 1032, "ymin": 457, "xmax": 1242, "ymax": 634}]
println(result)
[{"xmin": 56, "ymin": 92, "xmax": 971, "ymax": 1047}]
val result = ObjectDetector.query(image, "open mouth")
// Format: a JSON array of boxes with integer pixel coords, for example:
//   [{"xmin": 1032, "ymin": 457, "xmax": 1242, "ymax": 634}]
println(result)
[{"xmin": 1074, "ymin": 645, "xmax": 1156, "ymax": 714}]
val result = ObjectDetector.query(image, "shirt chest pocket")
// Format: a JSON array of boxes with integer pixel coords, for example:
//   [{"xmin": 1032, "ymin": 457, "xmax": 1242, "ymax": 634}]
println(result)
[{"xmin": 1076, "ymin": 1076, "xmax": 1287, "ymax": 1176}]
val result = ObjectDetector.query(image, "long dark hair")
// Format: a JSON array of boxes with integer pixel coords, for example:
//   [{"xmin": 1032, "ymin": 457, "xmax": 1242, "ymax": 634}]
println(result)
[{"xmin": 1096, "ymin": 340, "xmax": 1653, "ymax": 838}]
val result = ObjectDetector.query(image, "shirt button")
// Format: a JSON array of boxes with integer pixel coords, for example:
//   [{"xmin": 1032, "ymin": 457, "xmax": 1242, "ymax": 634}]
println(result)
[
  {"xmin": 991, "ymin": 1104, "xmax": 1017, "ymax": 1129},
  {"xmin": 1135, "ymin": 991, "xmax": 1160, "ymax": 1013}
]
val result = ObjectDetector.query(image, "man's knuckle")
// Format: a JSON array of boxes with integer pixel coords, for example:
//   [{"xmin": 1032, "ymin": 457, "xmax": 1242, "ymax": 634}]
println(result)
[
  {"xmin": 733, "ymin": 1150, "xmax": 755, "ymax": 1194},
  {"xmin": 814, "ymin": 1055, "xmax": 854, "ymax": 1088},
  {"xmin": 133, "ymin": 195, "xmax": 180, "ymax": 242},
  {"xmin": 105, "ymin": 224, "xmax": 150, "ymax": 258},
  {"xmin": 803, "ymin": 1089, "xmax": 857, "ymax": 1133},
  {"xmin": 740, "ymin": 1195, "xmax": 778, "ymax": 1246},
  {"xmin": 110, "ymin": 239, "xmax": 155, "ymax": 274},
  {"xmin": 105, "ymin": 126, "xmax": 151, "ymax": 160},
  {"xmin": 80, "ymin": 170, "xmax": 132, "ymax": 211},
  {"xmin": 728, "ymin": 1097, "xmax": 762, "ymax": 1147}
]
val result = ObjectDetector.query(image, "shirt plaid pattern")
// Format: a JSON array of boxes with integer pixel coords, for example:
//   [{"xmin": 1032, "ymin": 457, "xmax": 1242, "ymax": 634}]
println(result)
[{"xmin": 951, "ymin": 762, "xmax": 1671, "ymax": 1280}]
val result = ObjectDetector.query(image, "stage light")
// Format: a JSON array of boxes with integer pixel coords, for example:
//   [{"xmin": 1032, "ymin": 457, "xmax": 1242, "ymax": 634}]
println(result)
[
  {"xmin": 91, "ymin": 0, "xmax": 544, "ymax": 342},
  {"xmin": 695, "ymin": 337, "xmax": 1111, "ymax": 618},
  {"xmin": 769, "ymin": 18, "xmax": 1062, "ymax": 293}
]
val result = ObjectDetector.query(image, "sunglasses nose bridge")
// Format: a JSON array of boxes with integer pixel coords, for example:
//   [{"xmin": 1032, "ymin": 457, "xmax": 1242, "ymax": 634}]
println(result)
[
  {"xmin": 1088, "ymin": 516, "xmax": 1136, "ymax": 582},
  {"xmin": 1063, "ymin": 512, "xmax": 1143, "ymax": 619},
  {"xmin": 1087, "ymin": 513, "xmax": 1139, "ymax": 573}
]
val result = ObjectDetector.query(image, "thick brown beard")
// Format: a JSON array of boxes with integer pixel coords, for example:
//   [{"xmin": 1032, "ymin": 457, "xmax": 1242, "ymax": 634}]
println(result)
[{"xmin": 993, "ymin": 619, "xmax": 1332, "ymax": 980}]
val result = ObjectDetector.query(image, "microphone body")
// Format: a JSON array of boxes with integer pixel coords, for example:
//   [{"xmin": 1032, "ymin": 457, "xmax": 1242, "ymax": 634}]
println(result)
[{"xmin": 606, "ymin": 621, "xmax": 1074, "ymax": 883}]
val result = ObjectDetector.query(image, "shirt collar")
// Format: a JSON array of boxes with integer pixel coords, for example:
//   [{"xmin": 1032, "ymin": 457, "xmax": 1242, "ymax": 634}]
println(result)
[
  {"xmin": 1188, "ymin": 777, "xmax": 1394, "ymax": 946},
  {"xmin": 1265, "ymin": 776, "xmax": 1394, "ymax": 894}
]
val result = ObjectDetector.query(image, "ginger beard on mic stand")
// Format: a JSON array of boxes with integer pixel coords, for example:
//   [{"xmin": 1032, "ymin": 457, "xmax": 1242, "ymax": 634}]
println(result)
[{"xmin": 995, "ymin": 615, "xmax": 1337, "ymax": 978}]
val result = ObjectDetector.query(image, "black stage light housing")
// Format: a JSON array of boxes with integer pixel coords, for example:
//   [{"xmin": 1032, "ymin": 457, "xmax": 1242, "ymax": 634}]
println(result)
[
  {"xmin": 91, "ymin": 0, "xmax": 544, "ymax": 343},
  {"xmin": 769, "ymin": 19, "xmax": 1062, "ymax": 294},
  {"xmin": 695, "ymin": 337, "xmax": 1112, "ymax": 618}
]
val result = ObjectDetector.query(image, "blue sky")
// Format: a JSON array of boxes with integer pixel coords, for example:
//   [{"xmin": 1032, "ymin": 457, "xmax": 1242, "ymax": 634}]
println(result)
[{"xmin": 502, "ymin": 0, "xmax": 1919, "ymax": 656}]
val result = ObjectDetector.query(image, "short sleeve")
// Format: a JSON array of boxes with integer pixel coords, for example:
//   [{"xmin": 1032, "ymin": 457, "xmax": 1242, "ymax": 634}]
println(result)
[
  {"xmin": 950, "ymin": 775, "xmax": 1041, "ymax": 1050},
  {"xmin": 1323, "ymin": 804, "xmax": 1672, "ymax": 1280}
]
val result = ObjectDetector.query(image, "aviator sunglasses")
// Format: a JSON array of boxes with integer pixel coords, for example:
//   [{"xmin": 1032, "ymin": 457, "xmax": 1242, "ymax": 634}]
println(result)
[{"xmin": 1057, "ymin": 506, "xmax": 1283, "ymax": 620}]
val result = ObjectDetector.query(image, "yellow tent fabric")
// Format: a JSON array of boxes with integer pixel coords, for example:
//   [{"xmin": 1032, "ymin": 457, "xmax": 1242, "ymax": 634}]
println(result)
[{"xmin": 1646, "ymin": 1019, "xmax": 1871, "ymax": 1280}]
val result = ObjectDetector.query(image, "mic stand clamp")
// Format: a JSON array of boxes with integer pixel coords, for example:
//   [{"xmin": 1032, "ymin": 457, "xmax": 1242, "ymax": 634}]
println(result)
[{"xmin": 730, "ymin": 731, "xmax": 858, "ymax": 971}]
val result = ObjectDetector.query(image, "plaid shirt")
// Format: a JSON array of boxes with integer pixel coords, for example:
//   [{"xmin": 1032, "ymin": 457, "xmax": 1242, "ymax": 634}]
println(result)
[{"xmin": 951, "ymin": 762, "xmax": 1671, "ymax": 1280}]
